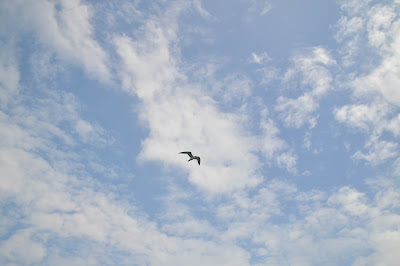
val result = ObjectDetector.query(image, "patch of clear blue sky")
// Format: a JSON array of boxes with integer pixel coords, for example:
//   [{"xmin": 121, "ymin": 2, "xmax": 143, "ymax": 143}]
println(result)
[{"xmin": 181, "ymin": 0, "xmax": 340, "ymax": 60}]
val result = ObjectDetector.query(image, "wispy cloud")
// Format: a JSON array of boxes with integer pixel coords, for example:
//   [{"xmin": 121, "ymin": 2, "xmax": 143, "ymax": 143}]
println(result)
[
  {"xmin": 0, "ymin": 42, "xmax": 19, "ymax": 107},
  {"xmin": 334, "ymin": 0, "xmax": 400, "ymax": 166},
  {"xmin": 275, "ymin": 47, "xmax": 335, "ymax": 128},
  {"xmin": 259, "ymin": 112, "xmax": 298, "ymax": 173},
  {"xmin": 248, "ymin": 0, "xmax": 273, "ymax": 16},
  {"xmin": 0, "ymin": 0, "xmax": 110, "ymax": 83},
  {"xmin": 250, "ymin": 52, "xmax": 271, "ymax": 65}
]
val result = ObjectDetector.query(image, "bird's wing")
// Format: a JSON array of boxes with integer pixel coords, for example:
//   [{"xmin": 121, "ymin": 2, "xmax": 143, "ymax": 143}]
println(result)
[
  {"xmin": 197, "ymin": 157, "xmax": 200, "ymax": 165},
  {"xmin": 179, "ymin": 151, "xmax": 193, "ymax": 158}
]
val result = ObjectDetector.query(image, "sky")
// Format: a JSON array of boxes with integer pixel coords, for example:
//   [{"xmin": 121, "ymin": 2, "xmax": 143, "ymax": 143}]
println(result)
[{"xmin": 1, "ymin": 0, "xmax": 400, "ymax": 265}]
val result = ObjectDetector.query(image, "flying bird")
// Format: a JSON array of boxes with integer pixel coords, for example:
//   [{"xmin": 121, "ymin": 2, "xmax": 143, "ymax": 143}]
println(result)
[{"xmin": 179, "ymin": 151, "xmax": 200, "ymax": 165}]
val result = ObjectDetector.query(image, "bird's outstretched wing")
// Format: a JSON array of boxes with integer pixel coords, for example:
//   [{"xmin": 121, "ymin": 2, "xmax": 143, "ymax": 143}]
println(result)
[
  {"xmin": 179, "ymin": 151, "xmax": 193, "ymax": 158},
  {"xmin": 196, "ymin": 157, "xmax": 201, "ymax": 165}
]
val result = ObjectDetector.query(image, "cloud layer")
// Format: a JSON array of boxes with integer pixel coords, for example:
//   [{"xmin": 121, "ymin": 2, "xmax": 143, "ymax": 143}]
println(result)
[{"xmin": 1, "ymin": 0, "xmax": 400, "ymax": 265}]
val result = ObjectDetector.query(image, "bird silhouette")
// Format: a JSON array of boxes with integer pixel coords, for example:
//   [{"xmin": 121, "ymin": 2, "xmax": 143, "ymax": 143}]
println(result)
[{"xmin": 179, "ymin": 151, "xmax": 200, "ymax": 165}]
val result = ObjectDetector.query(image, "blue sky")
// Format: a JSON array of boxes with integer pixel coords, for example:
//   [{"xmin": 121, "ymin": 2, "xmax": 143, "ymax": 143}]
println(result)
[{"xmin": 1, "ymin": 0, "xmax": 400, "ymax": 265}]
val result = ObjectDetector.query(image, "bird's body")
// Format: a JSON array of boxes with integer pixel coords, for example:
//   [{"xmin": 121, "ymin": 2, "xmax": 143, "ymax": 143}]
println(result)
[{"xmin": 179, "ymin": 151, "xmax": 201, "ymax": 165}]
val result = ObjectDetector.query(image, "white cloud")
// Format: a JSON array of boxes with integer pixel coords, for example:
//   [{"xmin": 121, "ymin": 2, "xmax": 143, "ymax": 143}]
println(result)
[
  {"xmin": 328, "ymin": 186, "xmax": 368, "ymax": 216},
  {"xmin": 214, "ymin": 185, "xmax": 377, "ymax": 264},
  {"xmin": 114, "ymin": 5, "xmax": 264, "ymax": 193},
  {"xmin": 367, "ymin": 5, "xmax": 397, "ymax": 49},
  {"xmin": 0, "ymin": 81, "xmax": 255, "ymax": 264},
  {"xmin": 258, "ymin": 111, "xmax": 299, "ymax": 173},
  {"xmin": 335, "ymin": 102, "xmax": 400, "ymax": 165},
  {"xmin": 249, "ymin": 183, "xmax": 400, "ymax": 265},
  {"xmin": 352, "ymin": 135, "xmax": 398, "ymax": 165},
  {"xmin": 2, "ymin": 1, "xmax": 400, "ymax": 265},
  {"xmin": 276, "ymin": 151, "xmax": 298, "ymax": 174},
  {"xmin": 115, "ymin": 8, "xmax": 300, "ymax": 186},
  {"xmin": 0, "ymin": 229, "xmax": 46, "ymax": 265},
  {"xmin": 354, "ymin": 50, "xmax": 400, "ymax": 106},
  {"xmin": 335, "ymin": 2, "xmax": 400, "ymax": 105},
  {"xmin": 334, "ymin": 100, "xmax": 400, "ymax": 138},
  {"xmin": 259, "ymin": 117, "xmax": 287, "ymax": 158},
  {"xmin": 334, "ymin": 102, "xmax": 388, "ymax": 132},
  {"xmin": 334, "ymin": 1, "xmax": 400, "ymax": 166},
  {"xmin": 276, "ymin": 93, "xmax": 318, "ymax": 129},
  {"xmin": 0, "ymin": 0, "xmax": 110, "ymax": 83},
  {"xmin": 334, "ymin": 16, "xmax": 364, "ymax": 42},
  {"xmin": 275, "ymin": 47, "xmax": 335, "ymax": 128},
  {"xmin": 1, "ymin": 76, "xmax": 399, "ymax": 265},
  {"xmin": 333, "ymin": 1, "xmax": 372, "ymax": 67}
]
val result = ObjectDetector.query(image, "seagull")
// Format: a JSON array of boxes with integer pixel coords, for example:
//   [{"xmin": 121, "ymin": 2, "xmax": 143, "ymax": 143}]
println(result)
[{"xmin": 179, "ymin": 151, "xmax": 200, "ymax": 165}]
